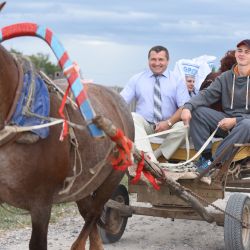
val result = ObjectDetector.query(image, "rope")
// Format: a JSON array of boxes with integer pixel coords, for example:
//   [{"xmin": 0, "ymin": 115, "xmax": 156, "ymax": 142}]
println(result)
[
  {"xmin": 0, "ymin": 119, "xmax": 64, "ymax": 143},
  {"xmin": 39, "ymin": 71, "xmax": 78, "ymax": 109},
  {"xmin": 135, "ymin": 123, "xmax": 219, "ymax": 169},
  {"xmin": 58, "ymin": 144, "xmax": 114, "ymax": 201},
  {"xmin": 135, "ymin": 124, "xmax": 189, "ymax": 140},
  {"xmin": 159, "ymin": 126, "xmax": 219, "ymax": 168},
  {"xmin": 58, "ymin": 137, "xmax": 83, "ymax": 195},
  {"xmin": 136, "ymin": 124, "xmax": 191, "ymax": 166}
]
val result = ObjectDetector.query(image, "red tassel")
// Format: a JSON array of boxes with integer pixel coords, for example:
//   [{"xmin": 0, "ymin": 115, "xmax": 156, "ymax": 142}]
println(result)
[
  {"xmin": 58, "ymin": 84, "xmax": 70, "ymax": 141},
  {"xmin": 109, "ymin": 128, "xmax": 133, "ymax": 171},
  {"xmin": 143, "ymin": 171, "xmax": 160, "ymax": 190},
  {"xmin": 130, "ymin": 152, "xmax": 145, "ymax": 184}
]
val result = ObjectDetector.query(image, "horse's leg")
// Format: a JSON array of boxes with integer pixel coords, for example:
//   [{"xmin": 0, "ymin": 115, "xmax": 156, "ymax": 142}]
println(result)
[
  {"xmin": 70, "ymin": 217, "xmax": 95, "ymax": 250},
  {"xmin": 71, "ymin": 197, "xmax": 104, "ymax": 250},
  {"xmin": 29, "ymin": 203, "xmax": 52, "ymax": 250},
  {"xmin": 89, "ymin": 223, "xmax": 104, "ymax": 250}
]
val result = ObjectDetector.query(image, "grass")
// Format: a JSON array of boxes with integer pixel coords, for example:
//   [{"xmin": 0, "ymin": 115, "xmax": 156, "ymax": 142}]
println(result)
[
  {"xmin": 0, "ymin": 176, "xmax": 129, "ymax": 233},
  {"xmin": 0, "ymin": 202, "xmax": 77, "ymax": 232}
]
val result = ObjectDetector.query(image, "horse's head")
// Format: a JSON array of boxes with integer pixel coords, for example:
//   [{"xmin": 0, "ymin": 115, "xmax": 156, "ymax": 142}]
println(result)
[
  {"xmin": 0, "ymin": 44, "xmax": 21, "ymax": 129},
  {"xmin": 0, "ymin": 2, "xmax": 6, "ymax": 12}
]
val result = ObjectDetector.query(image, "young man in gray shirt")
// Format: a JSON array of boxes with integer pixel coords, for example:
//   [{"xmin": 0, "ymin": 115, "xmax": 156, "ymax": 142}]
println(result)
[{"xmin": 181, "ymin": 39, "xmax": 250, "ymax": 172}]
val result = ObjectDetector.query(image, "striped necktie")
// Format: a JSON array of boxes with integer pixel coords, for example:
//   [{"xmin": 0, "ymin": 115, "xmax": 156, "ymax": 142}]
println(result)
[{"xmin": 153, "ymin": 75, "xmax": 162, "ymax": 123}]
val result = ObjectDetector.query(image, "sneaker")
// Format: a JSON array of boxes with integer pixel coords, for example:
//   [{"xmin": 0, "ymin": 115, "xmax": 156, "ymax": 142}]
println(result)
[{"xmin": 195, "ymin": 156, "xmax": 212, "ymax": 174}]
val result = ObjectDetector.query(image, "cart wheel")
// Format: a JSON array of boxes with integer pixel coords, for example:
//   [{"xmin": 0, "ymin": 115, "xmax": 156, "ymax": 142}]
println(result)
[
  {"xmin": 98, "ymin": 184, "xmax": 129, "ymax": 244},
  {"xmin": 224, "ymin": 193, "xmax": 250, "ymax": 250}
]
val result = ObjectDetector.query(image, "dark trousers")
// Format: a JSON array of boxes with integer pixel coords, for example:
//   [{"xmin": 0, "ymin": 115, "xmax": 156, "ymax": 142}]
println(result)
[{"xmin": 190, "ymin": 107, "xmax": 250, "ymax": 162}]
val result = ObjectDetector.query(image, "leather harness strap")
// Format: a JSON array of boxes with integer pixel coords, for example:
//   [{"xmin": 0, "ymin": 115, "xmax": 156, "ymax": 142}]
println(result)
[{"xmin": 5, "ymin": 54, "xmax": 24, "ymax": 124}]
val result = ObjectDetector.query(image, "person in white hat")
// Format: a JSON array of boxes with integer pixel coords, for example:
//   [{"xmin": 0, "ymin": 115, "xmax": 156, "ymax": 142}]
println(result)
[{"xmin": 174, "ymin": 60, "xmax": 200, "ymax": 97}]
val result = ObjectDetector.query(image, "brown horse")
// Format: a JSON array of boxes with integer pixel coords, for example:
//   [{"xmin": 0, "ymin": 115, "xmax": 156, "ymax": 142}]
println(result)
[{"xmin": 0, "ymin": 44, "xmax": 134, "ymax": 250}]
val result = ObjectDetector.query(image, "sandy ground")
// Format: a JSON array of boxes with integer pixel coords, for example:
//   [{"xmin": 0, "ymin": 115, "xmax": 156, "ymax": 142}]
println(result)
[{"xmin": 0, "ymin": 193, "xmax": 233, "ymax": 250}]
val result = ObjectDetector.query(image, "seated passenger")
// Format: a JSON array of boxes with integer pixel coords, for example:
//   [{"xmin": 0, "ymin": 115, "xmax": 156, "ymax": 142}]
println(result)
[
  {"xmin": 181, "ymin": 39, "xmax": 250, "ymax": 173},
  {"xmin": 185, "ymin": 75, "xmax": 197, "ymax": 97},
  {"xmin": 173, "ymin": 57, "xmax": 216, "ymax": 98},
  {"xmin": 120, "ymin": 45, "xmax": 190, "ymax": 162}
]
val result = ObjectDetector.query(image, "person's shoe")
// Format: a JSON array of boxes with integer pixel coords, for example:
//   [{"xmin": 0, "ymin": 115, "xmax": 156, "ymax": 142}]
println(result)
[{"xmin": 195, "ymin": 156, "xmax": 213, "ymax": 175}]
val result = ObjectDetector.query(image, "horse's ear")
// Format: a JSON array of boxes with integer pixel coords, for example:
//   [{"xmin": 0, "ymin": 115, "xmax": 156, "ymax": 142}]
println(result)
[{"xmin": 0, "ymin": 2, "xmax": 6, "ymax": 12}]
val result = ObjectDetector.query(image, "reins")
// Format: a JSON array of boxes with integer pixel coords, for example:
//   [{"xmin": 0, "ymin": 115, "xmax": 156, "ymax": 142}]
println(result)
[{"xmin": 136, "ymin": 124, "xmax": 219, "ymax": 169}]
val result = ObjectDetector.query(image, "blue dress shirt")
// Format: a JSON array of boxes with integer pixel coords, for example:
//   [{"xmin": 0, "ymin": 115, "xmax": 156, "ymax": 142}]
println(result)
[{"xmin": 120, "ymin": 68, "xmax": 190, "ymax": 123}]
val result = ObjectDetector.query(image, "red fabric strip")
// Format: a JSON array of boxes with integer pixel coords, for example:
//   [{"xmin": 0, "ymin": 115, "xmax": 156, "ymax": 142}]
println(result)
[
  {"xmin": 45, "ymin": 28, "xmax": 53, "ymax": 45},
  {"xmin": 67, "ymin": 71, "xmax": 78, "ymax": 87},
  {"xmin": 2, "ymin": 23, "xmax": 37, "ymax": 40},
  {"xmin": 58, "ymin": 84, "xmax": 70, "ymax": 140},
  {"xmin": 143, "ymin": 171, "xmax": 160, "ymax": 190},
  {"xmin": 58, "ymin": 52, "xmax": 69, "ymax": 68},
  {"xmin": 130, "ymin": 153, "xmax": 145, "ymax": 184},
  {"xmin": 76, "ymin": 90, "xmax": 87, "ymax": 107}
]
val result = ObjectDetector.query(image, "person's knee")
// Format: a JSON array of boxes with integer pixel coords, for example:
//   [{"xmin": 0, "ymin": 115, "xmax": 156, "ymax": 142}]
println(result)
[
  {"xmin": 132, "ymin": 112, "xmax": 144, "ymax": 124},
  {"xmin": 237, "ymin": 119, "xmax": 250, "ymax": 133},
  {"xmin": 173, "ymin": 121, "xmax": 187, "ymax": 136}
]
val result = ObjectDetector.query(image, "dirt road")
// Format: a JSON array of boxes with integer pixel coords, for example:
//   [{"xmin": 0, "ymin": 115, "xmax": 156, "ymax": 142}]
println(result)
[{"xmin": 0, "ymin": 193, "xmax": 230, "ymax": 250}]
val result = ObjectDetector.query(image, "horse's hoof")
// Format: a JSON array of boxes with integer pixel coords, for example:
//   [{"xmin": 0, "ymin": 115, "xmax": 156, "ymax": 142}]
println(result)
[{"xmin": 15, "ymin": 132, "xmax": 40, "ymax": 144}]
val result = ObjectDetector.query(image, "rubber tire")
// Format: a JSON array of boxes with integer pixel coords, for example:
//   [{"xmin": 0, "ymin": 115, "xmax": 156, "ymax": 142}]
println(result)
[
  {"xmin": 98, "ymin": 184, "xmax": 129, "ymax": 244},
  {"xmin": 224, "ymin": 193, "xmax": 250, "ymax": 250}
]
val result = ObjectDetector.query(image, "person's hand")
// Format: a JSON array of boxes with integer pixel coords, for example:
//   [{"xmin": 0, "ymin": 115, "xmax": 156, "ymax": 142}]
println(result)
[
  {"xmin": 218, "ymin": 118, "xmax": 236, "ymax": 131},
  {"xmin": 181, "ymin": 108, "xmax": 192, "ymax": 125},
  {"xmin": 155, "ymin": 120, "xmax": 170, "ymax": 132}
]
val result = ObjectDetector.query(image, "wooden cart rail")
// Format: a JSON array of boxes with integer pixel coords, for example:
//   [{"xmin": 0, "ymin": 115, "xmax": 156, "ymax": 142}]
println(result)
[{"xmin": 105, "ymin": 199, "xmax": 224, "ymax": 226}]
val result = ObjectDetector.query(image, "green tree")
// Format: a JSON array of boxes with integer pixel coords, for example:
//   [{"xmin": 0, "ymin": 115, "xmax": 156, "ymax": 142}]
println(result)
[
  {"xmin": 29, "ymin": 53, "xmax": 61, "ymax": 77},
  {"xmin": 10, "ymin": 49, "xmax": 61, "ymax": 77}
]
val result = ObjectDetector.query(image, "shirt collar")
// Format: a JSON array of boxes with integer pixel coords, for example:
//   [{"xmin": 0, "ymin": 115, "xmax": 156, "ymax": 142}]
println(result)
[{"xmin": 148, "ymin": 69, "xmax": 169, "ymax": 78}]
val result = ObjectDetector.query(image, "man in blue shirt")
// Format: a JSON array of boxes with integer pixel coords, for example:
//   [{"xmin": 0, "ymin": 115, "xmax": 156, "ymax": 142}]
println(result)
[{"xmin": 120, "ymin": 45, "xmax": 190, "ymax": 162}]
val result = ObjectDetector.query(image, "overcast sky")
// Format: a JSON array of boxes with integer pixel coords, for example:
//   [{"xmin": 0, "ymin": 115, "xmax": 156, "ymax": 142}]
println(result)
[{"xmin": 1, "ymin": 0, "xmax": 250, "ymax": 86}]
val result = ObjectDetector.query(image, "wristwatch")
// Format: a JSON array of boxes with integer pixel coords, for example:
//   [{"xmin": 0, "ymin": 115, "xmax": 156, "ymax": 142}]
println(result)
[{"xmin": 167, "ymin": 119, "xmax": 172, "ymax": 127}]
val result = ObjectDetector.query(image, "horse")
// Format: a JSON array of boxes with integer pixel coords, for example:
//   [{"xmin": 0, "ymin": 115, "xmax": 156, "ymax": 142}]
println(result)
[{"xmin": 0, "ymin": 43, "xmax": 134, "ymax": 250}]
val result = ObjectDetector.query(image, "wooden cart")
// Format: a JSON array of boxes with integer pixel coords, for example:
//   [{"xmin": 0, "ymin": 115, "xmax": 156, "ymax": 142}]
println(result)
[{"xmin": 98, "ymin": 143, "xmax": 250, "ymax": 250}]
